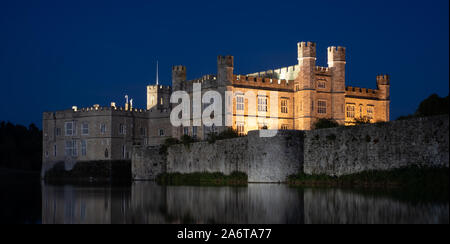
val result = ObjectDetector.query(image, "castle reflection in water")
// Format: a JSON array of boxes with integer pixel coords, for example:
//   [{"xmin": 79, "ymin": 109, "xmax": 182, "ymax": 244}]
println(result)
[{"xmin": 41, "ymin": 182, "xmax": 449, "ymax": 224}]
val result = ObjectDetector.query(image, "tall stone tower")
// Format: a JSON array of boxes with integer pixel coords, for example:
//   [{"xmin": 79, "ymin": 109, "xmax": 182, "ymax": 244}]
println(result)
[
  {"xmin": 328, "ymin": 46, "xmax": 346, "ymax": 124},
  {"xmin": 147, "ymin": 62, "xmax": 172, "ymax": 110},
  {"xmin": 172, "ymin": 65, "xmax": 186, "ymax": 91},
  {"xmin": 376, "ymin": 74, "xmax": 390, "ymax": 121},
  {"xmin": 146, "ymin": 85, "xmax": 171, "ymax": 110},
  {"xmin": 217, "ymin": 55, "xmax": 234, "ymax": 87},
  {"xmin": 295, "ymin": 42, "xmax": 316, "ymax": 130},
  {"xmin": 217, "ymin": 56, "xmax": 234, "ymax": 132}
]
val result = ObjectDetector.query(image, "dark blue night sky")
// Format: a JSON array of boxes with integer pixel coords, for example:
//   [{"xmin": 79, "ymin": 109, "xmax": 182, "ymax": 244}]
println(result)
[{"xmin": 0, "ymin": 0, "xmax": 448, "ymax": 127}]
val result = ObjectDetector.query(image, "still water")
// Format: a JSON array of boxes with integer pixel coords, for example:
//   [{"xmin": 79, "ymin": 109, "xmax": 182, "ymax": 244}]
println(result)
[{"xmin": 1, "ymin": 172, "xmax": 448, "ymax": 224}]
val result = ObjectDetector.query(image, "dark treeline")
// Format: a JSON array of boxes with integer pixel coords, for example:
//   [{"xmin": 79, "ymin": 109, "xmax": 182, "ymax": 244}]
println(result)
[
  {"xmin": 0, "ymin": 122, "xmax": 42, "ymax": 171},
  {"xmin": 397, "ymin": 94, "xmax": 449, "ymax": 120}
]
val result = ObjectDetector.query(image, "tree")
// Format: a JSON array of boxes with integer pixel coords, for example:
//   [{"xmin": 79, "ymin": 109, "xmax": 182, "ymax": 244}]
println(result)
[
  {"xmin": 313, "ymin": 118, "xmax": 340, "ymax": 129},
  {"xmin": 396, "ymin": 94, "xmax": 449, "ymax": 120},
  {"xmin": 415, "ymin": 94, "xmax": 449, "ymax": 117}
]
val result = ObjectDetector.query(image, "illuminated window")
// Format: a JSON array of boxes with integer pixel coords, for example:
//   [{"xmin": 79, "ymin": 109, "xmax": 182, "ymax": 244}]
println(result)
[
  {"xmin": 258, "ymin": 96, "xmax": 268, "ymax": 112},
  {"xmin": 281, "ymin": 99, "xmax": 289, "ymax": 114},
  {"xmin": 318, "ymin": 100, "xmax": 327, "ymax": 114},
  {"xmin": 237, "ymin": 123, "xmax": 245, "ymax": 135},
  {"xmin": 367, "ymin": 105, "xmax": 374, "ymax": 119},
  {"xmin": 236, "ymin": 95, "xmax": 244, "ymax": 111},
  {"xmin": 347, "ymin": 104, "xmax": 355, "ymax": 118},
  {"xmin": 318, "ymin": 80, "xmax": 326, "ymax": 89}
]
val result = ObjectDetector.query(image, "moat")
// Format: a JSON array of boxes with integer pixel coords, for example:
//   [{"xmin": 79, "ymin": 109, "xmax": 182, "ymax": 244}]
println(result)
[{"xmin": 1, "ymin": 171, "xmax": 448, "ymax": 224}]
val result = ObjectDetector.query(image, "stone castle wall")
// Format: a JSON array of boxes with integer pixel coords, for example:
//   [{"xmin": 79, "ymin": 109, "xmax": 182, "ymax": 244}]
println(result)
[
  {"xmin": 133, "ymin": 130, "xmax": 304, "ymax": 183},
  {"xmin": 303, "ymin": 115, "xmax": 449, "ymax": 176},
  {"xmin": 132, "ymin": 115, "xmax": 449, "ymax": 182}
]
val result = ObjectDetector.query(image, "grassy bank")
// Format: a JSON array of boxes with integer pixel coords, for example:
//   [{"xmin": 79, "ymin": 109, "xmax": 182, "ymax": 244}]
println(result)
[
  {"xmin": 156, "ymin": 171, "xmax": 248, "ymax": 186},
  {"xmin": 288, "ymin": 166, "xmax": 449, "ymax": 188}
]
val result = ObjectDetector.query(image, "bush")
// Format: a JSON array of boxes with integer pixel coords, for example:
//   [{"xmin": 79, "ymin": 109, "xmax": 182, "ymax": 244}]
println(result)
[
  {"xmin": 313, "ymin": 118, "xmax": 340, "ymax": 129},
  {"xmin": 159, "ymin": 137, "xmax": 181, "ymax": 155},
  {"xmin": 353, "ymin": 116, "xmax": 371, "ymax": 125},
  {"xmin": 181, "ymin": 135, "xmax": 197, "ymax": 145},
  {"xmin": 207, "ymin": 128, "xmax": 240, "ymax": 143}
]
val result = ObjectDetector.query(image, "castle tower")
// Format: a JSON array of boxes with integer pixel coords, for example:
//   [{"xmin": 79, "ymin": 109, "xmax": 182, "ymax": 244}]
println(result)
[
  {"xmin": 172, "ymin": 65, "xmax": 186, "ymax": 91},
  {"xmin": 146, "ymin": 85, "xmax": 172, "ymax": 110},
  {"xmin": 295, "ymin": 42, "xmax": 316, "ymax": 130},
  {"xmin": 147, "ymin": 62, "xmax": 172, "ymax": 110},
  {"xmin": 217, "ymin": 55, "xmax": 234, "ymax": 87},
  {"xmin": 376, "ymin": 74, "xmax": 390, "ymax": 121},
  {"xmin": 328, "ymin": 46, "xmax": 346, "ymax": 124}
]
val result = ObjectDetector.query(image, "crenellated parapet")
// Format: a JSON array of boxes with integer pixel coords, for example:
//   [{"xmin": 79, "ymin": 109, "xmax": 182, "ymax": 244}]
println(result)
[
  {"xmin": 247, "ymin": 65, "xmax": 300, "ymax": 80},
  {"xmin": 345, "ymin": 86, "xmax": 379, "ymax": 99},
  {"xmin": 43, "ymin": 105, "xmax": 149, "ymax": 120},
  {"xmin": 147, "ymin": 85, "xmax": 172, "ymax": 91},
  {"xmin": 232, "ymin": 74, "xmax": 293, "ymax": 90},
  {"xmin": 185, "ymin": 74, "xmax": 217, "ymax": 84},
  {"xmin": 315, "ymin": 66, "xmax": 332, "ymax": 75},
  {"xmin": 376, "ymin": 74, "xmax": 390, "ymax": 86},
  {"xmin": 327, "ymin": 46, "xmax": 346, "ymax": 62}
]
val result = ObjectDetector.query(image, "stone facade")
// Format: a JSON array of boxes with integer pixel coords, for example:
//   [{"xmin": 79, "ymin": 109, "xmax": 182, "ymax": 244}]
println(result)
[
  {"xmin": 133, "ymin": 130, "xmax": 304, "ymax": 182},
  {"xmin": 132, "ymin": 115, "xmax": 449, "ymax": 182},
  {"xmin": 303, "ymin": 115, "xmax": 449, "ymax": 176},
  {"xmin": 42, "ymin": 105, "xmax": 148, "ymax": 177},
  {"xmin": 42, "ymin": 41, "xmax": 391, "ymax": 173},
  {"xmin": 146, "ymin": 41, "xmax": 390, "ymax": 143}
]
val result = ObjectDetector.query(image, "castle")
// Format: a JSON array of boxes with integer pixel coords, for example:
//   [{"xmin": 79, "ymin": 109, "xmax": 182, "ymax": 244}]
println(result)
[{"xmin": 42, "ymin": 42, "xmax": 390, "ymax": 165}]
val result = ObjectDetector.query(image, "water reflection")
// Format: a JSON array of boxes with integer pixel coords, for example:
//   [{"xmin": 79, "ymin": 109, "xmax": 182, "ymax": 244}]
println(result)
[{"xmin": 41, "ymin": 182, "xmax": 448, "ymax": 224}]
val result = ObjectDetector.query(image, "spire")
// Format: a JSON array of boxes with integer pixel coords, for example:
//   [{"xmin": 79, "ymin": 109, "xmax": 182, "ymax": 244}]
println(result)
[{"xmin": 156, "ymin": 60, "xmax": 159, "ymax": 85}]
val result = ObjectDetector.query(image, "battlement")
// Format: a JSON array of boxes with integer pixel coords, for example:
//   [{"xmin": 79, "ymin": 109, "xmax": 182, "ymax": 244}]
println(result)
[
  {"xmin": 247, "ymin": 65, "xmax": 299, "ymax": 80},
  {"xmin": 185, "ymin": 74, "xmax": 217, "ymax": 84},
  {"xmin": 217, "ymin": 55, "xmax": 234, "ymax": 66},
  {"xmin": 298, "ymin": 41, "xmax": 316, "ymax": 58},
  {"xmin": 147, "ymin": 85, "xmax": 172, "ymax": 91},
  {"xmin": 77, "ymin": 105, "xmax": 147, "ymax": 113},
  {"xmin": 345, "ymin": 86, "xmax": 379, "ymax": 99},
  {"xmin": 172, "ymin": 65, "xmax": 186, "ymax": 72},
  {"xmin": 315, "ymin": 66, "xmax": 331, "ymax": 74},
  {"xmin": 298, "ymin": 41, "xmax": 316, "ymax": 48},
  {"xmin": 232, "ymin": 74, "xmax": 293, "ymax": 90},
  {"xmin": 327, "ymin": 46, "xmax": 346, "ymax": 62},
  {"xmin": 376, "ymin": 74, "xmax": 390, "ymax": 85}
]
